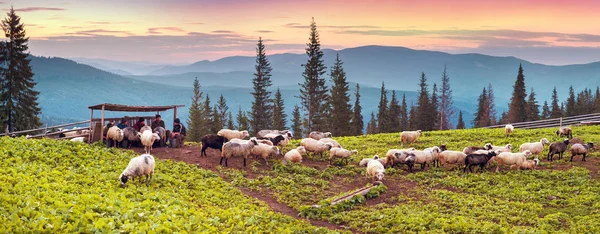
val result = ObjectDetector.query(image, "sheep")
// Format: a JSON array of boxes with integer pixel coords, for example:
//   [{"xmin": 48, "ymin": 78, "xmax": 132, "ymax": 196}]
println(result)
[
  {"xmin": 140, "ymin": 126, "xmax": 151, "ymax": 133},
  {"xmin": 250, "ymin": 143, "xmax": 282, "ymax": 165},
  {"xmin": 505, "ymin": 124, "xmax": 514, "ymax": 137},
  {"xmin": 153, "ymin": 126, "xmax": 167, "ymax": 147},
  {"xmin": 400, "ymin": 130, "xmax": 422, "ymax": 146},
  {"xmin": 70, "ymin": 137, "xmax": 86, "ymax": 143},
  {"xmin": 300, "ymin": 138, "xmax": 333, "ymax": 156},
  {"xmin": 463, "ymin": 146, "xmax": 487, "ymax": 155},
  {"xmin": 106, "ymin": 126, "xmax": 124, "ymax": 148},
  {"xmin": 141, "ymin": 130, "xmax": 160, "ymax": 154},
  {"xmin": 217, "ymin": 129, "xmax": 250, "ymax": 140},
  {"xmin": 119, "ymin": 154, "xmax": 155, "ymax": 186},
  {"xmin": 122, "ymin": 127, "xmax": 141, "ymax": 148},
  {"xmin": 309, "ymin": 131, "xmax": 332, "ymax": 140},
  {"xmin": 556, "ymin": 126, "xmax": 573, "ymax": 139},
  {"xmin": 366, "ymin": 159, "xmax": 385, "ymax": 183},
  {"xmin": 359, "ymin": 155, "xmax": 379, "ymax": 167},
  {"xmin": 464, "ymin": 151, "xmax": 497, "ymax": 173},
  {"xmin": 410, "ymin": 150, "xmax": 435, "ymax": 170},
  {"xmin": 439, "ymin": 151, "xmax": 468, "ymax": 167},
  {"xmin": 548, "ymin": 139, "xmax": 570, "ymax": 161},
  {"xmin": 519, "ymin": 138, "xmax": 549, "ymax": 156},
  {"xmin": 424, "ymin": 146, "xmax": 441, "ymax": 167},
  {"xmin": 256, "ymin": 129, "xmax": 291, "ymax": 138},
  {"xmin": 319, "ymin": 138, "xmax": 342, "ymax": 148},
  {"xmin": 256, "ymin": 139, "xmax": 274, "ymax": 146},
  {"xmin": 283, "ymin": 146, "xmax": 306, "ymax": 165},
  {"xmin": 385, "ymin": 150, "xmax": 416, "ymax": 172},
  {"xmin": 439, "ymin": 144, "xmax": 448, "ymax": 152},
  {"xmin": 200, "ymin": 134, "xmax": 228, "ymax": 157},
  {"xmin": 329, "ymin": 147, "xmax": 358, "ymax": 165},
  {"xmin": 258, "ymin": 134, "xmax": 287, "ymax": 146},
  {"xmin": 570, "ymin": 142, "xmax": 594, "ymax": 162},
  {"xmin": 220, "ymin": 138, "xmax": 258, "ymax": 167},
  {"xmin": 513, "ymin": 158, "xmax": 539, "ymax": 170},
  {"xmin": 495, "ymin": 150, "xmax": 533, "ymax": 172},
  {"xmin": 484, "ymin": 143, "xmax": 513, "ymax": 154}
]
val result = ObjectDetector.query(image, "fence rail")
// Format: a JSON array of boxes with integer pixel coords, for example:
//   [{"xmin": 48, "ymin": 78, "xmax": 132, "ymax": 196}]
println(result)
[
  {"xmin": 1, "ymin": 120, "xmax": 90, "ymax": 137},
  {"xmin": 485, "ymin": 113, "xmax": 600, "ymax": 129}
]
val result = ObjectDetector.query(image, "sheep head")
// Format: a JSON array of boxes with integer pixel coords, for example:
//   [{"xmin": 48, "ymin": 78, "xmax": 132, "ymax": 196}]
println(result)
[
  {"xmin": 523, "ymin": 150, "xmax": 533, "ymax": 157},
  {"xmin": 506, "ymin": 144, "xmax": 513, "ymax": 150},
  {"xmin": 152, "ymin": 133, "xmax": 160, "ymax": 141},
  {"xmin": 325, "ymin": 132, "xmax": 332, "ymax": 138},
  {"xmin": 373, "ymin": 155, "xmax": 380, "ymax": 160},
  {"xmin": 416, "ymin": 130, "xmax": 422, "ymax": 136},
  {"xmin": 484, "ymin": 143, "xmax": 493, "ymax": 150},
  {"xmin": 439, "ymin": 144, "xmax": 447, "ymax": 152},
  {"xmin": 324, "ymin": 142, "xmax": 334, "ymax": 150},
  {"xmin": 374, "ymin": 172, "xmax": 384, "ymax": 182},
  {"xmin": 297, "ymin": 146, "xmax": 306, "ymax": 154},
  {"xmin": 563, "ymin": 139, "xmax": 570, "ymax": 145},
  {"xmin": 351, "ymin": 150, "xmax": 358, "ymax": 155},
  {"xmin": 241, "ymin": 130, "xmax": 250, "ymax": 139},
  {"xmin": 250, "ymin": 138, "xmax": 258, "ymax": 146},
  {"xmin": 119, "ymin": 174, "xmax": 129, "ymax": 186},
  {"xmin": 587, "ymin": 142, "xmax": 595, "ymax": 150},
  {"xmin": 271, "ymin": 146, "xmax": 281, "ymax": 156},
  {"xmin": 533, "ymin": 158, "xmax": 540, "ymax": 166},
  {"xmin": 541, "ymin": 138, "xmax": 549, "ymax": 145}
]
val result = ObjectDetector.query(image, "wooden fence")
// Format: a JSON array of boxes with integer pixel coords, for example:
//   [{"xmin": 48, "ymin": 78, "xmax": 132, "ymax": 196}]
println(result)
[{"xmin": 485, "ymin": 113, "xmax": 600, "ymax": 129}]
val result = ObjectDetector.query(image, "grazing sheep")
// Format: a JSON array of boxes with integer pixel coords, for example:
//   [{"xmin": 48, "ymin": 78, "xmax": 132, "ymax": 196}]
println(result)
[
  {"xmin": 366, "ymin": 159, "xmax": 385, "ymax": 182},
  {"xmin": 258, "ymin": 134, "xmax": 287, "ymax": 146},
  {"xmin": 283, "ymin": 146, "xmax": 306, "ymax": 165},
  {"xmin": 141, "ymin": 130, "xmax": 160, "ymax": 154},
  {"xmin": 556, "ymin": 126, "xmax": 573, "ymax": 139},
  {"xmin": 484, "ymin": 143, "xmax": 513, "ymax": 154},
  {"xmin": 410, "ymin": 150, "xmax": 436, "ymax": 170},
  {"xmin": 309, "ymin": 131, "xmax": 332, "ymax": 140},
  {"xmin": 119, "ymin": 154, "xmax": 155, "ymax": 186},
  {"xmin": 256, "ymin": 129, "xmax": 291, "ymax": 138},
  {"xmin": 217, "ymin": 129, "xmax": 250, "ymax": 140},
  {"xmin": 424, "ymin": 146, "xmax": 441, "ymax": 167},
  {"xmin": 122, "ymin": 127, "xmax": 141, "ymax": 148},
  {"xmin": 200, "ymin": 134, "xmax": 228, "ymax": 157},
  {"xmin": 153, "ymin": 126, "xmax": 167, "ymax": 147},
  {"xmin": 439, "ymin": 150, "xmax": 468, "ymax": 167},
  {"xmin": 300, "ymin": 138, "xmax": 333, "ymax": 156},
  {"xmin": 519, "ymin": 138, "xmax": 549, "ymax": 156},
  {"xmin": 140, "ymin": 125, "xmax": 151, "ymax": 132},
  {"xmin": 513, "ymin": 158, "xmax": 539, "ymax": 170},
  {"xmin": 400, "ymin": 130, "xmax": 422, "ymax": 146},
  {"xmin": 463, "ymin": 146, "xmax": 486, "ymax": 155},
  {"xmin": 505, "ymin": 124, "xmax": 514, "ymax": 137},
  {"xmin": 329, "ymin": 147, "xmax": 358, "ymax": 165},
  {"xmin": 464, "ymin": 151, "xmax": 497, "ymax": 173},
  {"xmin": 220, "ymin": 138, "xmax": 258, "ymax": 167},
  {"xmin": 548, "ymin": 139, "xmax": 570, "ymax": 161},
  {"xmin": 359, "ymin": 155, "xmax": 380, "ymax": 167},
  {"xmin": 495, "ymin": 150, "xmax": 533, "ymax": 172},
  {"xmin": 570, "ymin": 142, "xmax": 594, "ymax": 162},
  {"xmin": 250, "ymin": 143, "xmax": 282, "ymax": 165},
  {"xmin": 256, "ymin": 139, "xmax": 274, "ymax": 146},
  {"xmin": 570, "ymin": 137, "xmax": 584, "ymax": 145},
  {"xmin": 386, "ymin": 150, "xmax": 416, "ymax": 172},
  {"xmin": 106, "ymin": 126, "xmax": 124, "ymax": 148},
  {"xmin": 403, "ymin": 152, "xmax": 417, "ymax": 173},
  {"xmin": 439, "ymin": 144, "xmax": 448, "ymax": 152},
  {"xmin": 319, "ymin": 138, "xmax": 342, "ymax": 148}
]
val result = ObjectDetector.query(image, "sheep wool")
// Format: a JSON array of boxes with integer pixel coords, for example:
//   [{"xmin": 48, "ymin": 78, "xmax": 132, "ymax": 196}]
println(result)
[
  {"xmin": 319, "ymin": 138, "xmax": 342, "ymax": 148},
  {"xmin": 514, "ymin": 158, "xmax": 539, "ymax": 170},
  {"xmin": 106, "ymin": 126, "xmax": 124, "ymax": 147},
  {"xmin": 495, "ymin": 150, "xmax": 533, "ymax": 172},
  {"xmin": 366, "ymin": 160, "xmax": 385, "ymax": 182},
  {"xmin": 119, "ymin": 154, "xmax": 155, "ymax": 186},
  {"xmin": 220, "ymin": 139, "xmax": 258, "ymax": 167},
  {"xmin": 283, "ymin": 146, "xmax": 306, "ymax": 165},
  {"xmin": 141, "ymin": 130, "xmax": 160, "ymax": 154},
  {"xmin": 400, "ymin": 130, "xmax": 422, "ymax": 146},
  {"xmin": 309, "ymin": 131, "xmax": 332, "ymax": 140},
  {"xmin": 505, "ymin": 124, "xmax": 514, "ymax": 136},
  {"xmin": 519, "ymin": 138, "xmax": 549, "ymax": 156},
  {"xmin": 217, "ymin": 129, "xmax": 250, "ymax": 140},
  {"xmin": 250, "ymin": 143, "xmax": 281, "ymax": 165},
  {"xmin": 329, "ymin": 147, "xmax": 358, "ymax": 165},
  {"xmin": 439, "ymin": 150, "xmax": 467, "ymax": 166},
  {"xmin": 300, "ymin": 138, "xmax": 333, "ymax": 156},
  {"xmin": 570, "ymin": 143, "xmax": 594, "ymax": 162}
]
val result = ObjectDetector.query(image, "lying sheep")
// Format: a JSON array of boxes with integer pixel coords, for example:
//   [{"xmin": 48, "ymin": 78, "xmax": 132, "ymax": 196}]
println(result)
[
  {"xmin": 119, "ymin": 154, "xmax": 155, "ymax": 186},
  {"xmin": 439, "ymin": 150, "xmax": 467, "ymax": 167},
  {"xmin": 250, "ymin": 143, "xmax": 282, "ymax": 165},
  {"xmin": 122, "ymin": 127, "xmax": 141, "ymax": 148},
  {"xmin": 505, "ymin": 124, "xmax": 514, "ymax": 137},
  {"xmin": 484, "ymin": 143, "xmax": 513, "ymax": 154},
  {"xmin": 463, "ymin": 146, "xmax": 486, "ymax": 155},
  {"xmin": 556, "ymin": 126, "xmax": 573, "ymax": 139},
  {"xmin": 329, "ymin": 147, "xmax": 358, "ymax": 165},
  {"xmin": 201, "ymin": 134, "xmax": 228, "ymax": 157},
  {"xmin": 366, "ymin": 159, "xmax": 385, "ymax": 183},
  {"xmin": 519, "ymin": 138, "xmax": 550, "ymax": 156},
  {"xmin": 256, "ymin": 129, "xmax": 291, "ymax": 138},
  {"xmin": 400, "ymin": 130, "xmax": 422, "ymax": 146},
  {"xmin": 570, "ymin": 142, "xmax": 594, "ymax": 162},
  {"xmin": 309, "ymin": 131, "xmax": 332, "ymax": 140},
  {"xmin": 464, "ymin": 151, "xmax": 497, "ymax": 173},
  {"xmin": 495, "ymin": 150, "xmax": 533, "ymax": 172},
  {"xmin": 513, "ymin": 158, "xmax": 539, "ymax": 170},
  {"xmin": 217, "ymin": 129, "xmax": 250, "ymax": 140},
  {"xmin": 548, "ymin": 139, "xmax": 570, "ymax": 161},
  {"xmin": 141, "ymin": 130, "xmax": 160, "ymax": 154},
  {"xmin": 220, "ymin": 138, "xmax": 258, "ymax": 167},
  {"xmin": 319, "ymin": 138, "xmax": 342, "ymax": 148},
  {"xmin": 300, "ymin": 138, "xmax": 333, "ymax": 156},
  {"xmin": 106, "ymin": 126, "xmax": 124, "ymax": 148},
  {"xmin": 283, "ymin": 146, "xmax": 306, "ymax": 165}
]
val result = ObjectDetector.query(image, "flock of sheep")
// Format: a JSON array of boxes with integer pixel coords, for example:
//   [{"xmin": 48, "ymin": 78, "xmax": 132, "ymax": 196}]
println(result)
[{"xmin": 106, "ymin": 125, "xmax": 163, "ymax": 154}]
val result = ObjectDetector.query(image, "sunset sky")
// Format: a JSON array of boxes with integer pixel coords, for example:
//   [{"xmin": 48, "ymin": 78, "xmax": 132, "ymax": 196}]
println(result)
[{"xmin": 9, "ymin": 0, "xmax": 600, "ymax": 64}]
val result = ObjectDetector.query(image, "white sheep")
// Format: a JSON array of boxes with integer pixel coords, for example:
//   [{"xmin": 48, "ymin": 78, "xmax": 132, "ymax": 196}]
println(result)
[
  {"xmin": 439, "ymin": 150, "xmax": 467, "ymax": 167},
  {"xmin": 424, "ymin": 146, "xmax": 441, "ymax": 167},
  {"xmin": 257, "ymin": 129, "xmax": 291, "ymax": 138},
  {"xmin": 366, "ymin": 159, "xmax": 385, "ymax": 182},
  {"xmin": 140, "ymin": 126, "xmax": 151, "ymax": 133},
  {"xmin": 505, "ymin": 124, "xmax": 514, "ymax": 137},
  {"xmin": 319, "ymin": 138, "xmax": 342, "ymax": 148},
  {"xmin": 141, "ymin": 130, "xmax": 160, "ymax": 154},
  {"xmin": 119, "ymin": 154, "xmax": 155, "ymax": 186},
  {"xmin": 400, "ymin": 130, "xmax": 422, "ymax": 146},
  {"xmin": 463, "ymin": 146, "xmax": 487, "ymax": 155},
  {"xmin": 220, "ymin": 138, "xmax": 258, "ymax": 167},
  {"xmin": 329, "ymin": 147, "xmax": 358, "ymax": 165},
  {"xmin": 256, "ymin": 139, "xmax": 274, "ymax": 146},
  {"xmin": 300, "ymin": 138, "xmax": 333, "ymax": 156},
  {"xmin": 359, "ymin": 155, "xmax": 379, "ymax": 167},
  {"xmin": 570, "ymin": 143, "xmax": 594, "ymax": 162},
  {"xmin": 309, "ymin": 131, "xmax": 332, "ymax": 140},
  {"xmin": 519, "ymin": 138, "xmax": 549, "ymax": 156},
  {"xmin": 250, "ymin": 143, "xmax": 282, "ymax": 165},
  {"xmin": 513, "ymin": 158, "xmax": 539, "ymax": 170},
  {"xmin": 283, "ymin": 146, "xmax": 306, "ymax": 165},
  {"xmin": 495, "ymin": 150, "xmax": 533, "ymax": 172},
  {"xmin": 70, "ymin": 137, "xmax": 86, "ymax": 143},
  {"xmin": 485, "ymin": 143, "xmax": 513, "ymax": 154},
  {"xmin": 411, "ymin": 149, "xmax": 436, "ymax": 170},
  {"xmin": 217, "ymin": 129, "xmax": 250, "ymax": 140},
  {"xmin": 106, "ymin": 126, "xmax": 124, "ymax": 148}
]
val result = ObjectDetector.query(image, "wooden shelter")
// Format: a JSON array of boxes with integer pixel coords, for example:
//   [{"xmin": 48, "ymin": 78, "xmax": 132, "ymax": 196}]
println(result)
[{"xmin": 88, "ymin": 103, "xmax": 185, "ymax": 142}]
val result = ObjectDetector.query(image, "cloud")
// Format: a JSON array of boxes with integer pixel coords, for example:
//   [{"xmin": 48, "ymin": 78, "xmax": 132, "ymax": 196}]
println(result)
[
  {"xmin": 14, "ymin": 7, "xmax": 65, "ymax": 12},
  {"xmin": 211, "ymin": 30, "xmax": 236, "ymax": 34},
  {"xmin": 87, "ymin": 21, "xmax": 132, "ymax": 25},
  {"xmin": 66, "ymin": 29, "xmax": 133, "ymax": 36},
  {"xmin": 147, "ymin": 27, "xmax": 186, "ymax": 34},
  {"xmin": 183, "ymin": 22, "xmax": 204, "ymax": 25},
  {"xmin": 256, "ymin": 30, "xmax": 273, "ymax": 33},
  {"xmin": 284, "ymin": 23, "xmax": 380, "ymax": 29}
]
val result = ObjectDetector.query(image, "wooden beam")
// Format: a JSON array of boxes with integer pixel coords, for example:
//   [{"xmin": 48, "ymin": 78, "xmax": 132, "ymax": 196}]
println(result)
[
  {"xmin": 89, "ymin": 109, "xmax": 94, "ymax": 142},
  {"xmin": 100, "ymin": 104, "xmax": 105, "ymax": 140},
  {"xmin": 174, "ymin": 106, "xmax": 178, "ymax": 123},
  {"xmin": 0, "ymin": 120, "xmax": 90, "ymax": 136}
]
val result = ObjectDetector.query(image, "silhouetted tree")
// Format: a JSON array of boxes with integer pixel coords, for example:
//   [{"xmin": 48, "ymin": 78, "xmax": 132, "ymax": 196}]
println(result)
[
  {"xmin": 366, "ymin": 112, "xmax": 377, "ymax": 134},
  {"xmin": 416, "ymin": 72, "xmax": 432, "ymax": 130},
  {"xmin": 227, "ymin": 112, "xmax": 235, "ymax": 129},
  {"xmin": 507, "ymin": 64, "xmax": 527, "ymax": 123},
  {"xmin": 249, "ymin": 37, "xmax": 273, "ymax": 135},
  {"xmin": 211, "ymin": 105, "xmax": 221, "ymax": 132},
  {"xmin": 329, "ymin": 54, "xmax": 352, "ymax": 136},
  {"xmin": 388, "ymin": 90, "xmax": 401, "ymax": 132},
  {"xmin": 473, "ymin": 88, "xmax": 490, "ymax": 127},
  {"xmin": 525, "ymin": 88, "xmax": 540, "ymax": 121},
  {"xmin": 439, "ymin": 65, "xmax": 454, "ymax": 130},
  {"xmin": 351, "ymin": 84, "xmax": 364, "ymax": 135},
  {"xmin": 376, "ymin": 82, "xmax": 388, "ymax": 133},
  {"xmin": 430, "ymin": 83, "xmax": 439, "ymax": 129},
  {"xmin": 201, "ymin": 95, "xmax": 213, "ymax": 135},
  {"xmin": 272, "ymin": 88, "xmax": 287, "ymax": 130},
  {"xmin": 216, "ymin": 94, "xmax": 229, "ymax": 128},
  {"xmin": 408, "ymin": 105, "xmax": 417, "ymax": 130},
  {"xmin": 487, "ymin": 83, "xmax": 497, "ymax": 125},
  {"xmin": 400, "ymin": 93, "xmax": 408, "ymax": 131},
  {"xmin": 236, "ymin": 106, "xmax": 249, "ymax": 131},
  {"xmin": 290, "ymin": 105, "xmax": 303, "ymax": 139},
  {"xmin": 186, "ymin": 78, "xmax": 203, "ymax": 142},
  {"xmin": 550, "ymin": 87, "xmax": 562, "ymax": 118},
  {"xmin": 541, "ymin": 101, "xmax": 550, "ymax": 120},
  {"xmin": 456, "ymin": 111, "xmax": 465, "ymax": 129},
  {"xmin": 565, "ymin": 86, "xmax": 576, "ymax": 116}
]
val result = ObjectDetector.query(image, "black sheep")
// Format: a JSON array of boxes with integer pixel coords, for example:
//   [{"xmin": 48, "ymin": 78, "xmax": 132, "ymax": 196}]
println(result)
[
  {"xmin": 463, "ymin": 151, "xmax": 497, "ymax": 173},
  {"xmin": 257, "ymin": 135, "xmax": 285, "ymax": 146},
  {"xmin": 439, "ymin": 144, "xmax": 447, "ymax": 152},
  {"xmin": 201, "ymin": 134, "xmax": 228, "ymax": 157},
  {"xmin": 548, "ymin": 139, "xmax": 570, "ymax": 161}
]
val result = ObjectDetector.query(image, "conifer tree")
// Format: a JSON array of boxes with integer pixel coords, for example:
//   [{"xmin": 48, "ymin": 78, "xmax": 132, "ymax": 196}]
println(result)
[
  {"xmin": 217, "ymin": 94, "xmax": 229, "ymax": 128},
  {"xmin": 487, "ymin": 83, "xmax": 497, "ymax": 125},
  {"xmin": 541, "ymin": 101, "xmax": 550, "ymax": 120},
  {"xmin": 249, "ymin": 37, "xmax": 273, "ymax": 134},
  {"xmin": 236, "ymin": 106, "xmax": 249, "ymax": 131},
  {"xmin": 376, "ymin": 82, "xmax": 388, "ymax": 133},
  {"xmin": 351, "ymin": 84, "xmax": 364, "ymax": 135},
  {"xmin": 201, "ymin": 95, "xmax": 212, "ymax": 135},
  {"xmin": 525, "ymin": 88, "xmax": 540, "ymax": 121},
  {"xmin": 272, "ymin": 88, "xmax": 287, "ymax": 130},
  {"xmin": 0, "ymin": 7, "xmax": 41, "ymax": 131},
  {"xmin": 416, "ymin": 73, "xmax": 432, "ymax": 130},
  {"xmin": 430, "ymin": 83, "xmax": 439, "ymax": 129},
  {"xmin": 291, "ymin": 105, "xmax": 303, "ymax": 139},
  {"xmin": 186, "ymin": 78, "xmax": 203, "ymax": 142},
  {"xmin": 211, "ymin": 105, "xmax": 221, "ymax": 132},
  {"xmin": 388, "ymin": 90, "xmax": 401, "ymax": 132},
  {"xmin": 595, "ymin": 87, "xmax": 600, "ymax": 112},
  {"xmin": 227, "ymin": 112, "xmax": 235, "ymax": 129},
  {"xmin": 498, "ymin": 111, "xmax": 508, "ymax": 125},
  {"xmin": 439, "ymin": 65, "xmax": 454, "ymax": 130},
  {"xmin": 550, "ymin": 87, "xmax": 562, "ymax": 118},
  {"xmin": 400, "ymin": 93, "xmax": 408, "ymax": 131},
  {"xmin": 473, "ymin": 88, "xmax": 490, "ymax": 127},
  {"xmin": 299, "ymin": 18, "xmax": 328, "ymax": 132},
  {"xmin": 366, "ymin": 112, "xmax": 377, "ymax": 134},
  {"xmin": 565, "ymin": 86, "xmax": 576, "ymax": 116},
  {"xmin": 408, "ymin": 105, "xmax": 417, "ymax": 130},
  {"xmin": 329, "ymin": 54, "xmax": 352, "ymax": 136},
  {"xmin": 507, "ymin": 64, "xmax": 527, "ymax": 123},
  {"xmin": 456, "ymin": 111, "xmax": 465, "ymax": 129}
]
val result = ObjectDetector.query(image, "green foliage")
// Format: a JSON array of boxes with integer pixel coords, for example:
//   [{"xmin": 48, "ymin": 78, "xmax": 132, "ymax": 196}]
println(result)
[
  {"xmin": 186, "ymin": 78, "xmax": 203, "ymax": 142},
  {"xmin": 351, "ymin": 84, "xmax": 364, "ymax": 135},
  {"xmin": 507, "ymin": 64, "xmax": 528, "ymax": 123},
  {"xmin": 299, "ymin": 185, "xmax": 387, "ymax": 219},
  {"xmin": 249, "ymin": 37, "xmax": 273, "ymax": 135},
  {"xmin": 329, "ymin": 54, "xmax": 353, "ymax": 136}
]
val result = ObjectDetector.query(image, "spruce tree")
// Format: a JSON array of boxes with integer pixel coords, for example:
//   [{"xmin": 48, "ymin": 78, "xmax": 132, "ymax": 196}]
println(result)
[
  {"xmin": 186, "ymin": 78, "xmax": 203, "ymax": 142},
  {"xmin": 525, "ymin": 88, "xmax": 540, "ymax": 121},
  {"xmin": 299, "ymin": 18, "xmax": 328, "ymax": 133},
  {"xmin": 595, "ymin": 87, "xmax": 600, "ymax": 112},
  {"xmin": 0, "ymin": 8, "xmax": 41, "ymax": 131},
  {"xmin": 366, "ymin": 112, "xmax": 377, "ymax": 134},
  {"xmin": 376, "ymin": 82, "xmax": 388, "ymax": 133},
  {"xmin": 201, "ymin": 95, "xmax": 212, "ymax": 135},
  {"xmin": 439, "ymin": 65, "xmax": 454, "ymax": 130},
  {"xmin": 291, "ymin": 105, "xmax": 303, "ymax": 139},
  {"xmin": 388, "ymin": 90, "xmax": 401, "ymax": 132},
  {"xmin": 400, "ymin": 93, "xmax": 408, "ymax": 131},
  {"xmin": 236, "ymin": 106, "xmax": 249, "ymax": 131},
  {"xmin": 550, "ymin": 87, "xmax": 562, "ymax": 118},
  {"xmin": 565, "ymin": 86, "xmax": 576, "ymax": 116},
  {"xmin": 541, "ymin": 101, "xmax": 551, "ymax": 120},
  {"xmin": 456, "ymin": 111, "xmax": 465, "ymax": 129},
  {"xmin": 498, "ymin": 111, "xmax": 508, "ymax": 125},
  {"xmin": 487, "ymin": 83, "xmax": 497, "ymax": 125},
  {"xmin": 416, "ymin": 73, "xmax": 432, "ymax": 130},
  {"xmin": 430, "ymin": 83, "xmax": 439, "ymax": 129},
  {"xmin": 329, "ymin": 54, "xmax": 352, "ymax": 136},
  {"xmin": 350, "ymin": 84, "xmax": 364, "ymax": 135},
  {"xmin": 272, "ymin": 88, "xmax": 287, "ymax": 130},
  {"xmin": 507, "ymin": 64, "xmax": 527, "ymax": 123},
  {"xmin": 217, "ymin": 94, "xmax": 229, "ymax": 128},
  {"xmin": 249, "ymin": 37, "xmax": 273, "ymax": 134},
  {"xmin": 227, "ymin": 112, "xmax": 235, "ymax": 129},
  {"xmin": 473, "ymin": 88, "xmax": 489, "ymax": 127},
  {"xmin": 212, "ymin": 105, "xmax": 221, "ymax": 132},
  {"xmin": 408, "ymin": 105, "xmax": 417, "ymax": 130}
]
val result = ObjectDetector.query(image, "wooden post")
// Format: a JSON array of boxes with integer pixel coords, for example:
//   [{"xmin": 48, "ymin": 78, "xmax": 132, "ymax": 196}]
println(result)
[
  {"xmin": 560, "ymin": 117, "xmax": 563, "ymax": 127},
  {"xmin": 89, "ymin": 109, "xmax": 94, "ymax": 142},
  {"xmin": 100, "ymin": 105, "xmax": 105, "ymax": 140},
  {"xmin": 173, "ymin": 106, "xmax": 178, "ymax": 123}
]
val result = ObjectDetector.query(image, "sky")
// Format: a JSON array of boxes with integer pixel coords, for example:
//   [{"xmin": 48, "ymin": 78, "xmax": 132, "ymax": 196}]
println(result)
[{"xmin": 8, "ymin": 0, "xmax": 600, "ymax": 65}]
